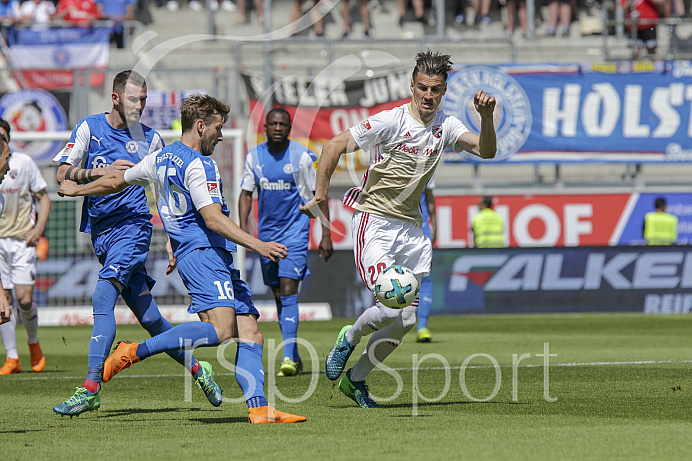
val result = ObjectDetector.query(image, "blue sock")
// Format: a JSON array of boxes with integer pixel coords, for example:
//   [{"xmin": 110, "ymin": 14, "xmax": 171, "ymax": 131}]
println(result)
[
  {"xmin": 136, "ymin": 322, "xmax": 219, "ymax": 359},
  {"xmin": 123, "ymin": 290, "xmax": 198, "ymax": 373},
  {"xmin": 87, "ymin": 279, "xmax": 120, "ymax": 382},
  {"xmin": 279, "ymin": 294, "xmax": 300, "ymax": 362},
  {"xmin": 417, "ymin": 274, "xmax": 432, "ymax": 330},
  {"xmin": 235, "ymin": 342, "xmax": 267, "ymax": 408}
]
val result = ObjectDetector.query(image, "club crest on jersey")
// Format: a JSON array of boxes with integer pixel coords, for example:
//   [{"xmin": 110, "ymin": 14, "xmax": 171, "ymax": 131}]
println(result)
[
  {"xmin": 432, "ymin": 125, "xmax": 442, "ymax": 138},
  {"xmin": 207, "ymin": 182, "xmax": 220, "ymax": 197},
  {"xmin": 8, "ymin": 169, "xmax": 17, "ymax": 179},
  {"xmin": 283, "ymin": 164, "xmax": 294, "ymax": 174},
  {"xmin": 126, "ymin": 141, "xmax": 139, "ymax": 154}
]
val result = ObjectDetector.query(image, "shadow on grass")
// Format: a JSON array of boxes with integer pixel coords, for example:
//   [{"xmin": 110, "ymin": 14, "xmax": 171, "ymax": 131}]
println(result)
[
  {"xmin": 100, "ymin": 407, "xmax": 210, "ymax": 417},
  {"xmin": 189, "ymin": 416, "xmax": 249, "ymax": 424},
  {"xmin": 0, "ymin": 429, "xmax": 45, "ymax": 434}
]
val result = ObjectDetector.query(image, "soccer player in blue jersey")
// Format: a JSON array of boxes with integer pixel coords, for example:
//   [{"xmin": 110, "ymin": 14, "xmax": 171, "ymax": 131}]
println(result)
[
  {"xmin": 57, "ymin": 93, "xmax": 306, "ymax": 424},
  {"xmin": 238, "ymin": 108, "xmax": 332, "ymax": 377},
  {"xmin": 52, "ymin": 71, "xmax": 222, "ymax": 417},
  {"xmin": 416, "ymin": 183, "xmax": 436, "ymax": 343}
]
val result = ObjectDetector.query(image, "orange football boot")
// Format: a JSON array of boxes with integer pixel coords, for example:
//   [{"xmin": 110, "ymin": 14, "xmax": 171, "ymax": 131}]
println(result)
[
  {"xmin": 0, "ymin": 357, "xmax": 21, "ymax": 375},
  {"xmin": 102, "ymin": 341, "xmax": 140, "ymax": 382},
  {"xmin": 248, "ymin": 406, "xmax": 307, "ymax": 424},
  {"xmin": 29, "ymin": 342, "xmax": 46, "ymax": 372}
]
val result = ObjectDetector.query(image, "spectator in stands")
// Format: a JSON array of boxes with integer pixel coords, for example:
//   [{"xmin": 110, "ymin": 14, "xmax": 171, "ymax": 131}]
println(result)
[
  {"xmin": 342, "ymin": 0, "xmax": 371, "ymax": 38},
  {"xmin": 622, "ymin": 0, "xmax": 664, "ymax": 54},
  {"xmin": 501, "ymin": 0, "xmax": 527, "ymax": 37},
  {"xmin": 397, "ymin": 0, "xmax": 424, "ymax": 26},
  {"xmin": 54, "ymin": 0, "xmax": 98, "ymax": 26},
  {"xmin": 470, "ymin": 0, "xmax": 491, "ymax": 24},
  {"xmin": 163, "ymin": 0, "xmax": 236, "ymax": 12},
  {"xmin": 291, "ymin": 0, "xmax": 324, "ymax": 37},
  {"xmin": 472, "ymin": 195, "xmax": 505, "ymax": 248},
  {"xmin": 451, "ymin": 0, "xmax": 467, "ymax": 26},
  {"xmin": 238, "ymin": 0, "xmax": 262, "ymax": 23},
  {"xmin": 643, "ymin": 197, "xmax": 678, "ymax": 245},
  {"xmin": 0, "ymin": 0, "xmax": 20, "ymax": 25},
  {"xmin": 96, "ymin": 0, "xmax": 134, "ymax": 49},
  {"xmin": 17, "ymin": 0, "xmax": 56, "ymax": 29},
  {"xmin": 546, "ymin": 0, "xmax": 572, "ymax": 36}
]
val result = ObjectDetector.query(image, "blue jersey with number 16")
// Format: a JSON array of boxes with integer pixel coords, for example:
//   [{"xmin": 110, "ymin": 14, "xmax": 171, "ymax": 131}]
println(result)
[{"xmin": 123, "ymin": 141, "xmax": 236, "ymax": 259}]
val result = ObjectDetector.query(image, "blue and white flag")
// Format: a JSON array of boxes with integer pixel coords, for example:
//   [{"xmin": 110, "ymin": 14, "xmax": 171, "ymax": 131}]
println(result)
[{"xmin": 7, "ymin": 27, "xmax": 111, "ymax": 69}]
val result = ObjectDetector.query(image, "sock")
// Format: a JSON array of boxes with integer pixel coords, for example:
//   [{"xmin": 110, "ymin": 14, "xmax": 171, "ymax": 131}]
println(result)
[
  {"xmin": 345, "ymin": 304, "xmax": 401, "ymax": 346},
  {"xmin": 123, "ymin": 289, "xmax": 198, "ymax": 374},
  {"xmin": 235, "ymin": 342, "xmax": 267, "ymax": 408},
  {"xmin": 87, "ymin": 279, "xmax": 120, "ymax": 380},
  {"xmin": 83, "ymin": 379, "xmax": 99, "ymax": 393},
  {"xmin": 0, "ymin": 308, "xmax": 18, "ymax": 359},
  {"xmin": 138, "ymin": 322, "xmax": 219, "ymax": 359},
  {"xmin": 349, "ymin": 305, "xmax": 417, "ymax": 382},
  {"xmin": 417, "ymin": 274, "xmax": 432, "ymax": 330},
  {"xmin": 279, "ymin": 294, "xmax": 300, "ymax": 362},
  {"xmin": 18, "ymin": 302, "xmax": 39, "ymax": 344}
]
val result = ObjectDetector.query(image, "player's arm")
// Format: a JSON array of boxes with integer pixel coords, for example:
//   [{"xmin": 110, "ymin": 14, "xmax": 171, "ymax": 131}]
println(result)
[
  {"xmin": 315, "ymin": 192, "xmax": 333, "ymax": 261},
  {"xmin": 198, "ymin": 203, "xmax": 287, "ymax": 262},
  {"xmin": 57, "ymin": 171, "xmax": 129, "ymax": 197},
  {"xmin": 300, "ymin": 130, "xmax": 360, "ymax": 218},
  {"xmin": 24, "ymin": 188, "xmax": 51, "ymax": 247},
  {"xmin": 0, "ymin": 284, "xmax": 9, "ymax": 325},
  {"xmin": 238, "ymin": 189, "xmax": 254, "ymax": 234},
  {"xmin": 165, "ymin": 236, "xmax": 177, "ymax": 275},
  {"xmin": 424, "ymin": 187, "xmax": 437, "ymax": 244},
  {"xmin": 455, "ymin": 89, "xmax": 497, "ymax": 159},
  {"xmin": 57, "ymin": 159, "xmax": 134, "ymax": 185}
]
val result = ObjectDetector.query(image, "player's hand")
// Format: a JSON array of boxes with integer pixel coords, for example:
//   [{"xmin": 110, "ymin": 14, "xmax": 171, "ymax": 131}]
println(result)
[
  {"xmin": 0, "ymin": 296, "xmax": 10, "ymax": 325},
  {"xmin": 165, "ymin": 238, "xmax": 177, "ymax": 275},
  {"xmin": 319, "ymin": 236, "xmax": 333, "ymax": 262},
  {"xmin": 57, "ymin": 180, "xmax": 79, "ymax": 197},
  {"xmin": 299, "ymin": 198, "xmax": 320, "ymax": 219},
  {"xmin": 474, "ymin": 89, "xmax": 496, "ymax": 119},
  {"xmin": 23, "ymin": 228, "xmax": 42, "ymax": 247},
  {"xmin": 104, "ymin": 159, "xmax": 135, "ymax": 174},
  {"xmin": 255, "ymin": 241, "xmax": 287, "ymax": 262}
]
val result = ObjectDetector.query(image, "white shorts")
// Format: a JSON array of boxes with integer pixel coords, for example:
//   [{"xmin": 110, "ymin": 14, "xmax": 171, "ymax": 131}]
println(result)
[
  {"xmin": 0, "ymin": 238, "xmax": 36, "ymax": 289},
  {"xmin": 352, "ymin": 210, "xmax": 432, "ymax": 290}
]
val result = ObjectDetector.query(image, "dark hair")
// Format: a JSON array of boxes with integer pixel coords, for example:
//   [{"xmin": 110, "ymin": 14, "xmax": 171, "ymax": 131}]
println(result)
[
  {"xmin": 180, "ymin": 93, "xmax": 230, "ymax": 132},
  {"xmin": 412, "ymin": 50, "xmax": 453, "ymax": 83},
  {"xmin": 481, "ymin": 195, "xmax": 493, "ymax": 208},
  {"xmin": 655, "ymin": 197, "xmax": 666, "ymax": 210},
  {"xmin": 112, "ymin": 70, "xmax": 146, "ymax": 94},
  {"xmin": 266, "ymin": 107, "xmax": 291, "ymax": 124},
  {"xmin": 0, "ymin": 118, "xmax": 10, "ymax": 142}
]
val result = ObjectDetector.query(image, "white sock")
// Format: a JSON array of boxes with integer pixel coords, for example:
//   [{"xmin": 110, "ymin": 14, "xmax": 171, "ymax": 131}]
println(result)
[
  {"xmin": 18, "ymin": 303, "xmax": 39, "ymax": 344},
  {"xmin": 349, "ymin": 305, "xmax": 417, "ymax": 382},
  {"xmin": 0, "ymin": 308, "xmax": 19, "ymax": 359},
  {"xmin": 345, "ymin": 304, "xmax": 402, "ymax": 346}
]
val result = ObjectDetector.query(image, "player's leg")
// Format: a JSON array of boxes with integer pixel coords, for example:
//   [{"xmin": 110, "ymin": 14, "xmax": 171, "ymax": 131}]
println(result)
[
  {"xmin": 0, "ymin": 240, "xmax": 20, "ymax": 375},
  {"xmin": 14, "ymin": 284, "xmax": 44, "ymax": 371},
  {"xmin": 275, "ymin": 245, "xmax": 308, "ymax": 376},
  {"xmin": 232, "ymin": 279, "xmax": 305, "ymax": 424},
  {"xmin": 416, "ymin": 273, "xmax": 433, "ymax": 342}
]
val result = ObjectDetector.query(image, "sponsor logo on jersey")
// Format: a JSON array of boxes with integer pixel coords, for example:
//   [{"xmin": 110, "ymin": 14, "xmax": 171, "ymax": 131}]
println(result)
[
  {"xmin": 259, "ymin": 178, "xmax": 291, "ymax": 191},
  {"xmin": 313, "ymin": 160, "xmax": 318, "ymax": 171},
  {"xmin": 361, "ymin": 120, "xmax": 372, "ymax": 130},
  {"xmin": 126, "ymin": 141, "xmax": 139, "ymax": 154},
  {"xmin": 283, "ymin": 163, "xmax": 294, "ymax": 174},
  {"xmin": 63, "ymin": 142, "xmax": 74, "ymax": 156},
  {"xmin": 431, "ymin": 125, "xmax": 442, "ymax": 138},
  {"xmin": 92, "ymin": 156, "xmax": 107, "ymax": 168},
  {"xmin": 91, "ymin": 136, "xmax": 103, "ymax": 146},
  {"xmin": 403, "ymin": 131, "xmax": 412, "ymax": 138},
  {"xmin": 394, "ymin": 143, "xmax": 440, "ymax": 157},
  {"xmin": 442, "ymin": 66, "xmax": 531, "ymax": 161}
]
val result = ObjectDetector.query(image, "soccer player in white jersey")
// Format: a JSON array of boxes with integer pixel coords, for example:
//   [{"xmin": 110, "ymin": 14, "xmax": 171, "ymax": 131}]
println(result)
[
  {"xmin": 239, "ymin": 108, "xmax": 333, "ymax": 377},
  {"xmin": 0, "ymin": 134, "xmax": 16, "ymax": 328},
  {"xmin": 0, "ymin": 119, "xmax": 51, "ymax": 376},
  {"xmin": 301, "ymin": 50, "xmax": 497, "ymax": 408},
  {"xmin": 58, "ymin": 94, "xmax": 306, "ymax": 424}
]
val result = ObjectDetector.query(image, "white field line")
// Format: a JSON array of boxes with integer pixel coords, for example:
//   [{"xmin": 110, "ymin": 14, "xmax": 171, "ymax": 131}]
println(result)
[{"xmin": 10, "ymin": 359, "xmax": 692, "ymax": 381}]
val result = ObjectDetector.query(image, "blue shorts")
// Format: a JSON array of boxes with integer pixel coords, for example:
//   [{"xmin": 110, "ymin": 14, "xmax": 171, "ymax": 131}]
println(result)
[
  {"xmin": 177, "ymin": 247, "xmax": 258, "ymax": 316},
  {"xmin": 92, "ymin": 218, "xmax": 155, "ymax": 290},
  {"xmin": 260, "ymin": 242, "xmax": 309, "ymax": 287}
]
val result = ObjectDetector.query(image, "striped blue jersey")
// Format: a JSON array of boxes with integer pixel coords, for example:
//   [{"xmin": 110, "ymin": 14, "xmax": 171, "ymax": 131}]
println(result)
[
  {"xmin": 240, "ymin": 140, "xmax": 316, "ymax": 245},
  {"xmin": 53, "ymin": 113, "xmax": 164, "ymax": 235},
  {"xmin": 123, "ymin": 141, "xmax": 236, "ymax": 259}
]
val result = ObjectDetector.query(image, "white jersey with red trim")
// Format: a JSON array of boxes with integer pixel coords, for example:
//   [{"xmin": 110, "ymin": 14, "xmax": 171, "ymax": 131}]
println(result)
[{"xmin": 343, "ymin": 103, "xmax": 467, "ymax": 226}]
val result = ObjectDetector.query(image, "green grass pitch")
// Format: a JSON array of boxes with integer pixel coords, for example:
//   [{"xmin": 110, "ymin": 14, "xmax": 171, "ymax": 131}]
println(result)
[{"xmin": 1, "ymin": 313, "xmax": 692, "ymax": 460}]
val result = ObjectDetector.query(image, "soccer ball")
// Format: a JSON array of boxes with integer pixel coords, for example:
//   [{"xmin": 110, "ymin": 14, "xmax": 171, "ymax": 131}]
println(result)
[{"xmin": 374, "ymin": 265, "xmax": 419, "ymax": 309}]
